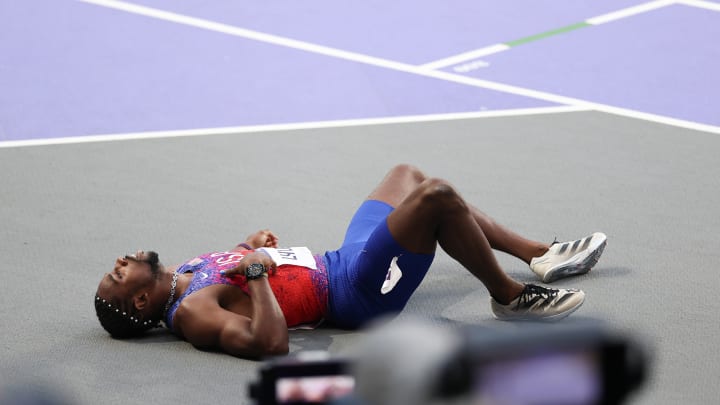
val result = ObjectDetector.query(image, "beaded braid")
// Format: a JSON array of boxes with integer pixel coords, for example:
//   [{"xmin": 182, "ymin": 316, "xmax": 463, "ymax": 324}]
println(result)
[{"xmin": 94, "ymin": 295, "xmax": 161, "ymax": 338}]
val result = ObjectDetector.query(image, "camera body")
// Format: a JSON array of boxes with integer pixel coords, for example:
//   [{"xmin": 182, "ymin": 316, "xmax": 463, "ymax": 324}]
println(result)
[
  {"xmin": 250, "ymin": 323, "xmax": 647, "ymax": 405},
  {"xmin": 249, "ymin": 351, "xmax": 354, "ymax": 405}
]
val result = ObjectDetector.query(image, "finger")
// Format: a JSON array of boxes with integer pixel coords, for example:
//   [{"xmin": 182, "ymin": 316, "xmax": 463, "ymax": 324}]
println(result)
[
  {"xmin": 220, "ymin": 265, "xmax": 243, "ymax": 277},
  {"xmin": 265, "ymin": 259, "xmax": 278, "ymax": 274}
]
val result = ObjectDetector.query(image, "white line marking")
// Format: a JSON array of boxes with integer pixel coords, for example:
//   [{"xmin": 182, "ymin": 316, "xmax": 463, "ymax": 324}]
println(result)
[
  {"xmin": 414, "ymin": 71, "xmax": 720, "ymax": 135},
  {"xmin": 676, "ymin": 0, "xmax": 720, "ymax": 11},
  {"xmin": 75, "ymin": 0, "xmax": 720, "ymax": 136},
  {"xmin": 586, "ymin": 0, "xmax": 675, "ymax": 25},
  {"xmin": 0, "ymin": 106, "xmax": 589, "ymax": 149},
  {"xmin": 420, "ymin": 44, "xmax": 509, "ymax": 71},
  {"xmin": 453, "ymin": 60, "xmax": 490, "ymax": 73},
  {"xmin": 78, "ymin": 0, "xmax": 413, "ymax": 72},
  {"xmin": 421, "ymin": 0, "xmax": 675, "ymax": 70},
  {"xmin": 579, "ymin": 107, "xmax": 720, "ymax": 134},
  {"xmin": 79, "ymin": 0, "xmax": 576, "ymax": 104}
]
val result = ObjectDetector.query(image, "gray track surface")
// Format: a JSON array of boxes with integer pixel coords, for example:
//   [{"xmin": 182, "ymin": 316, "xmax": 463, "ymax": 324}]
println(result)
[{"xmin": 1, "ymin": 111, "xmax": 718, "ymax": 404}]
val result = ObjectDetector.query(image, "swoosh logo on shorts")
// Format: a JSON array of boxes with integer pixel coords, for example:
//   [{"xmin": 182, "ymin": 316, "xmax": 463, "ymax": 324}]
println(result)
[
  {"xmin": 381, "ymin": 256, "xmax": 402, "ymax": 295},
  {"xmin": 199, "ymin": 272, "xmax": 208, "ymax": 280}
]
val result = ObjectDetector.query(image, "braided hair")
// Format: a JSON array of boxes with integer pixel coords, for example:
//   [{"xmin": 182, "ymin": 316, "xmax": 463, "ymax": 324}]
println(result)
[{"xmin": 94, "ymin": 295, "xmax": 161, "ymax": 338}]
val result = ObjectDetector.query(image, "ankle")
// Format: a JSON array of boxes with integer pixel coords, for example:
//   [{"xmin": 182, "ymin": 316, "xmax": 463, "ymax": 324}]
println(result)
[
  {"xmin": 523, "ymin": 244, "xmax": 549, "ymax": 264},
  {"xmin": 492, "ymin": 283, "xmax": 525, "ymax": 305},
  {"xmin": 535, "ymin": 243, "xmax": 550, "ymax": 257}
]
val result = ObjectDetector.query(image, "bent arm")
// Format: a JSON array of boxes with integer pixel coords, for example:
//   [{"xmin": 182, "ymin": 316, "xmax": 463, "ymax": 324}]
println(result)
[
  {"xmin": 224, "ymin": 276, "xmax": 289, "ymax": 358},
  {"xmin": 178, "ymin": 277, "xmax": 289, "ymax": 359}
]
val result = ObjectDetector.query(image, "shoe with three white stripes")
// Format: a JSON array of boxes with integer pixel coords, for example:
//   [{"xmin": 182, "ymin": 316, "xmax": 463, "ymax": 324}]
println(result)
[
  {"xmin": 491, "ymin": 284, "xmax": 585, "ymax": 321},
  {"xmin": 530, "ymin": 232, "xmax": 607, "ymax": 283}
]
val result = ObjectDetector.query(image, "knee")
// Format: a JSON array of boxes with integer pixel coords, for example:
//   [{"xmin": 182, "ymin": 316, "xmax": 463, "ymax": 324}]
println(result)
[
  {"xmin": 389, "ymin": 163, "xmax": 426, "ymax": 183},
  {"xmin": 417, "ymin": 178, "xmax": 467, "ymax": 213}
]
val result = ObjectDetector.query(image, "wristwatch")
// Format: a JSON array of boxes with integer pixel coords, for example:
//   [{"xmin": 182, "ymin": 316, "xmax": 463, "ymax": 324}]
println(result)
[{"xmin": 245, "ymin": 263, "xmax": 268, "ymax": 280}]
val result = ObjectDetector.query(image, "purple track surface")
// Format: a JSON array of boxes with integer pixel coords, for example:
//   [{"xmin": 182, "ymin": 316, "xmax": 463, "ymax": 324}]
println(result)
[{"xmin": 0, "ymin": 0, "xmax": 718, "ymax": 142}]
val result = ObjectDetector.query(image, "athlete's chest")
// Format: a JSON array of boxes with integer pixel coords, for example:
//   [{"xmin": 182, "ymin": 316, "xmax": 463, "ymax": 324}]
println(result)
[{"xmin": 179, "ymin": 283, "xmax": 253, "ymax": 318}]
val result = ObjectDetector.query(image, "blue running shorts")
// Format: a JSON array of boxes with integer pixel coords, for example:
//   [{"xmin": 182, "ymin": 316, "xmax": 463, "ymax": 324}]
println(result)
[{"xmin": 322, "ymin": 200, "xmax": 435, "ymax": 329}]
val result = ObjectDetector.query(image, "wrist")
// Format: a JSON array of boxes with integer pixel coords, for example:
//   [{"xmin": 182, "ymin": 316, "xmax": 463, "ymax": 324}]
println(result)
[{"xmin": 245, "ymin": 263, "xmax": 268, "ymax": 280}]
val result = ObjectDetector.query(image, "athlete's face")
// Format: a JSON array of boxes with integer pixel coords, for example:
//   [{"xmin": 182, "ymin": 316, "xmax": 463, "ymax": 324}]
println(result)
[{"xmin": 96, "ymin": 250, "xmax": 162, "ymax": 306}]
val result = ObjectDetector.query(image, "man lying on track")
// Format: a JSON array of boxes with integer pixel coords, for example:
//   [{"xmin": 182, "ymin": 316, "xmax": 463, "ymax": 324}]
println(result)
[{"xmin": 95, "ymin": 164, "xmax": 607, "ymax": 358}]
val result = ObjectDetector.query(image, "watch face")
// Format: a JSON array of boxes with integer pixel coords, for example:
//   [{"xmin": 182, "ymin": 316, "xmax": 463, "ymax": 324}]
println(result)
[{"xmin": 246, "ymin": 263, "xmax": 266, "ymax": 279}]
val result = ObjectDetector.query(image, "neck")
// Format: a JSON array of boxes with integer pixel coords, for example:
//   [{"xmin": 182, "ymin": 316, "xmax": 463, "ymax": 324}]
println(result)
[
  {"xmin": 147, "ymin": 266, "xmax": 177, "ymax": 318},
  {"xmin": 152, "ymin": 265, "xmax": 190, "ymax": 319}
]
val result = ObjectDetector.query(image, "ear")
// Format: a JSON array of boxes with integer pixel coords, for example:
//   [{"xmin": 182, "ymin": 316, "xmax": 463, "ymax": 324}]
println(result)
[{"xmin": 133, "ymin": 292, "xmax": 149, "ymax": 312}]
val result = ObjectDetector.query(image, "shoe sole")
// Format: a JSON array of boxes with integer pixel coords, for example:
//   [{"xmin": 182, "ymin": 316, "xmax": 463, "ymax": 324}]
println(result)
[
  {"xmin": 492, "ymin": 293, "xmax": 585, "ymax": 322},
  {"xmin": 542, "ymin": 237, "xmax": 607, "ymax": 283}
]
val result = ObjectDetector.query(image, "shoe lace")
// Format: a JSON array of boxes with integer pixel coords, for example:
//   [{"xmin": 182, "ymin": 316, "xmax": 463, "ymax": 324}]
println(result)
[
  {"xmin": 516, "ymin": 284, "xmax": 558, "ymax": 310},
  {"xmin": 550, "ymin": 236, "xmax": 559, "ymax": 246}
]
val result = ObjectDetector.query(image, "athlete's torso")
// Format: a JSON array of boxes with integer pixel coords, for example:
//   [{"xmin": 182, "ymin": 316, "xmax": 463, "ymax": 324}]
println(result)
[{"xmin": 164, "ymin": 248, "xmax": 329, "ymax": 331}]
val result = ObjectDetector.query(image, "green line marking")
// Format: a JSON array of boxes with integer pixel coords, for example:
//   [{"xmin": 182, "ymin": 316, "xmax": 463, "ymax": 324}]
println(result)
[{"xmin": 504, "ymin": 22, "xmax": 591, "ymax": 47}]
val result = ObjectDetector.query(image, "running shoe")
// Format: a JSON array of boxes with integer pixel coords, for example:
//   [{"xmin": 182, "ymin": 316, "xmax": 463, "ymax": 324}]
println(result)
[
  {"xmin": 530, "ymin": 232, "xmax": 607, "ymax": 283},
  {"xmin": 491, "ymin": 284, "xmax": 585, "ymax": 321}
]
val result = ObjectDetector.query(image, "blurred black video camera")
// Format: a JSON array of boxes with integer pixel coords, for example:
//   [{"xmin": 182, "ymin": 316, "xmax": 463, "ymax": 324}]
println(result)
[
  {"xmin": 249, "ymin": 321, "xmax": 648, "ymax": 405},
  {"xmin": 249, "ymin": 351, "xmax": 354, "ymax": 405}
]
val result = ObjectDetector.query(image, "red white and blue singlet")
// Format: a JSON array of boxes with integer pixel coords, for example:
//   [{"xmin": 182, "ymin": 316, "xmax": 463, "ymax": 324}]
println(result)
[{"xmin": 164, "ymin": 249, "xmax": 329, "ymax": 331}]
